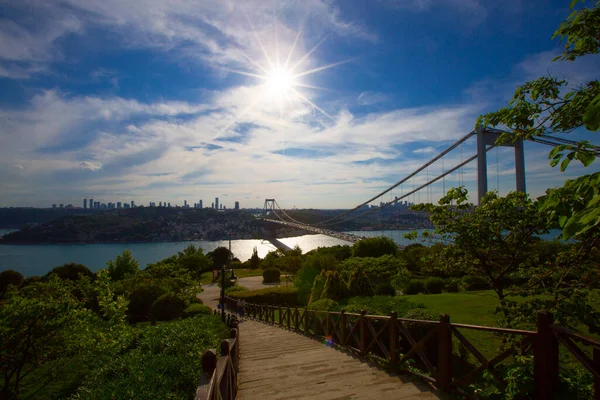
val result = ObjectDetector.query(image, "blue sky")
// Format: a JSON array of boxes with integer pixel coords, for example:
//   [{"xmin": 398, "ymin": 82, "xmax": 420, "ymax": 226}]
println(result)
[{"xmin": 0, "ymin": 0, "xmax": 598, "ymax": 209}]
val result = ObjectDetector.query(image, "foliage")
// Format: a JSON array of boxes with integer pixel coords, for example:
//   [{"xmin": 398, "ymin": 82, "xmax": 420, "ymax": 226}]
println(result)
[
  {"xmin": 225, "ymin": 285, "xmax": 249, "ymax": 294},
  {"xmin": 444, "ymin": 277, "xmax": 461, "ymax": 293},
  {"xmin": 71, "ymin": 315, "xmax": 229, "ymax": 400},
  {"xmin": 126, "ymin": 284, "xmax": 167, "ymax": 323},
  {"xmin": 207, "ymin": 246, "xmax": 233, "ymax": 269},
  {"xmin": 308, "ymin": 271, "xmax": 327, "ymax": 304},
  {"xmin": 249, "ymin": 246, "xmax": 261, "ymax": 270},
  {"xmin": 151, "ymin": 293, "xmax": 187, "ymax": 321},
  {"xmin": 293, "ymin": 265, "xmax": 320, "ymax": 304},
  {"xmin": 45, "ymin": 263, "xmax": 94, "ymax": 281},
  {"xmin": 320, "ymin": 270, "xmax": 347, "ymax": 301},
  {"xmin": 262, "ymin": 267, "xmax": 281, "ymax": 283},
  {"xmin": 304, "ymin": 245, "xmax": 352, "ymax": 262},
  {"xmin": 0, "ymin": 269, "xmax": 24, "ymax": 295},
  {"xmin": 461, "ymin": 275, "xmax": 491, "ymax": 291},
  {"xmin": 227, "ymin": 287, "xmax": 299, "ymax": 306},
  {"xmin": 399, "ymin": 243, "xmax": 428, "ymax": 272},
  {"xmin": 278, "ymin": 245, "xmax": 303, "ymax": 274},
  {"xmin": 424, "ymin": 277, "xmax": 445, "ymax": 294},
  {"xmin": 375, "ymin": 283, "xmax": 396, "ymax": 296},
  {"xmin": 338, "ymin": 255, "xmax": 408, "ymax": 289},
  {"xmin": 346, "ymin": 266, "xmax": 374, "ymax": 297},
  {"xmin": 107, "ymin": 250, "xmax": 139, "ymax": 282},
  {"xmin": 183, "ymin": 304, "xmax": 213, "ymax": 317},
  {"xmin": 174, "ymin": 244, "xmax": 212, "ymax": 278},
  {"xmin": 352, "ymin": 236, "xmax": 397, "ymax": 258},
  {"xmin": 342, "ymin": 296, "xmax": 425, "ymax": 317},
  {"xmin": 404, "ymin": 280, "xmax": 426, "ymax": 295},
  {"xmin": 307, "ymin": 298, "xmax": 340, "ymax": 312}
]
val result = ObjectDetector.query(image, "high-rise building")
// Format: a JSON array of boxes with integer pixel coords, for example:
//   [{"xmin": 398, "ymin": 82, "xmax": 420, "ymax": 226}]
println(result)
[
  {"xmin": 59, "ymin": 204, "xmax": 64, "ymax": 208},
  {"xmin": 52, "ymin": 204, "xmax": 56, "ymax": 208},
  {"xmin": 211, "ymin": 202, "xmax": 214, "ymax": 208},
  {"xmin": 168, "ymin": 202, "xmax": 171, "ymax": 207},
  {"xmin": 89, "ymin": 199, "xmax": 93, "ymax": 209},
  {"xmin": 117, "ymin": 202, "xmax": 122, "ymax": 209},
  {"xmin": 131, "ymin": 200, "xmax": 135, "ymax": 208},
  {"xmin": 83, "ymin": 198, "xmax": 87, "ymax": 209},
  {"xmin": 184, "ymin": 200, "xmax": 187, "ymax": 208},
  {"xmin": 234, "ymin": 201, "xmax": 239, "ymax": 210},
  {"xmin": 215, "ymin": 197, "xmax": 219, "ymax": 210},
  {"xmin": 199, "ymin": 199, "xmax": 203, "ymax": 208}
]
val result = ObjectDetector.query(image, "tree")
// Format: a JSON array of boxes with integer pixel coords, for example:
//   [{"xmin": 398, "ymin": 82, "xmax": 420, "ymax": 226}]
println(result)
[
  {"xmin": 476, "ymin": 0, "xmax": 600, "ymax": 240},
  {"xmin": 0, "ymin": 269, "xmax": 24, "ymax": 295},
  {"xmin": 352, "ymin": 237, "xmax": 397, "ymax": 258},
  {"xmin": 411, "ymin": 188, "xmax": 548, "ymax": 326},
  {"xmin": 45, "ymin": 263, "xmax": 94, "ymax": 281},
  {"xmin": 207, "ymin": 246, "xmax": 233, "ymax": 269},
  {"xmin": 176, "ymin": 245, "xmax": 211, "ymax": 278},
  {"xmin": 107, "ymin": 250, "xmax": 139, "ymax": 281},
  {"xmin": 249, "ymin": 246, "xmax": 261, "ymax": 270}
]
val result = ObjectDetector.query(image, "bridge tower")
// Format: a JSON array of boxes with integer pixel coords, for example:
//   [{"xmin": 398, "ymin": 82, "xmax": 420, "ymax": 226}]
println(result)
[
  {"xmin": 263, "ymin": 199, "xmax": 275, "ymax": 217},
  {"xmin": 477, "ymin": 127, "xmax": 525, "ymax": 204}
]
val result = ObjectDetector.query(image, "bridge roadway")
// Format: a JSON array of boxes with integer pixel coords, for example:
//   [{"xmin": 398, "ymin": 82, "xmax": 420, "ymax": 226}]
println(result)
[{"xmin": 262, "ymin": 218, "xmax": 365, "ymax": 244}]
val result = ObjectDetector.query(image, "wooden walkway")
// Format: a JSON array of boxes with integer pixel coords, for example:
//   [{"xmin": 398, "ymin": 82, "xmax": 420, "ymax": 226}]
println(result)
[{"xmin": 236, "ymin": 319, "xmax": 441, "ymax": 400}]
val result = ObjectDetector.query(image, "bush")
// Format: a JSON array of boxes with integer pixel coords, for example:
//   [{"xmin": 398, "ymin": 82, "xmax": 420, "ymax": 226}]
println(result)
[
  {"xmin": 151, "ymin": 293, "xmax": 187, "ymax": 321},
  {"xmin": 376, "ymin": 283, "xmax": 396, "ymax": 296},
  {"xmin": 404, "ymin": 280, "xmax": 426, "ymax": 295},
  {"xmin": 228, "ymin": 287, "xmax": 299, "ymax": 306},
  {"xmin": 424, "ymin": 277, "xmax": 445, "ymax": 294},
  {"xmin": 225, "ymin": 285, "xmax": 249, "ymax": 294},
  {"xmin": 72, "ymin": 315, "xmax": 229, "ymax": 400},
  {"xmin": 127, "ymin": 284, "xmax": 167, "ymax": 322},
  {"xmin": 320, "ymin": 270, "xmax": 347, "ymax": 300},
  {"xmin": 445, "ymin": 278, "xmax": 460, "ymax": 293},
  {"xmin": 45, "ymin": 263, "xmax": 94, "ymax": 281},
  {"xmin": 183, "ymin": 304, "xmax": 213, "ymax": 317},
  {"xmin": 263, "ymin": 267, "xmax": 281, "ymax": 283},
  {"xmin": 307, "ymin": 299, "xmax": 340, "ymax": 312},
  {"xmin": 0, "ymin": 269, "xmax": 24, "ymax": 294},
  {"xmin": 342, "ymin": 296, "xmax": 425, "ymax": 316},
  {"xmin": 352, "ymin": 237, "xmax": 397, "ymax": 258},
  {"xmin": 461, "ymin": 275, "xmax": 490, "ymax": 291}
]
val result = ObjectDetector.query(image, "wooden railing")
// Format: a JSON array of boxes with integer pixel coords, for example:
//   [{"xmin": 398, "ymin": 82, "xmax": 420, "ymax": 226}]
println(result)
[
  {"xmin": 224, "ymin": 296, "xmax": 600, "ymax": 399},
  {"xmin": 195, "ymin": 312, "xmax": 240, "ymax": 400}
]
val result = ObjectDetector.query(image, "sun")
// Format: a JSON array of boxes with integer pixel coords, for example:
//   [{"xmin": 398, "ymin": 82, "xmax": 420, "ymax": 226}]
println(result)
[{"xmin": 265, "ymin": 67, "xmax": 295, "ymax": 99}]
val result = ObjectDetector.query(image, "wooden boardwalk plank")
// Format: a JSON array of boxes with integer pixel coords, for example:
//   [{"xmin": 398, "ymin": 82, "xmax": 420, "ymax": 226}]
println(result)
[{"xmin": 237, "ymin": 319, "xmax": 442, "ymax": 400}]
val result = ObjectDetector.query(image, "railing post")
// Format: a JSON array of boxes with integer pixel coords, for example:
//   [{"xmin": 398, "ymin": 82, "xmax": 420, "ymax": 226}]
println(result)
[
  {"xmin": 287, "ymin": 307, "xmax": 291, "ymax": 330},
  {"xmin": 230, "ymin": 328, "xmax": 239, "ymax": 371},
  {"xmin": 594, "ymin": 347, "xmax": 600, "ymax": 398},
  {"xmin": 326, "ymin": 311, "xmax": 331, "ymax": 337},
  {"xmin": 278, "ymin": 305, "xmax": 282, "ymax": 325},
  {"xmin": 201, "ymin": 349, "xmax": 217, "ymax": 379},
  {"xmin": 220, "ymin": 340, "xmax": 230, "ymax": 399},
  {"xmin": 340, "ymin": 310, "xmax": 347, "ymax": 346},
  {"xmin": 534, "ymin": 312, "xmax": 559, "ymax": 399},
  {"xmin": 437, "ymin": 314, "xmax": 453, "ymax": 391},
  {"xmin": 294, "ymin": 307, "xmax": 299, "ymax": 330},
  {"xmin": 390, "ymin": 312, "xmax": 399, "ymax": 368},
  {"xmin": 304, "ymin": 308, "xmax": 309, "ymax": 333},
  {"xmin": 360, "ymin": 310, "xmax": 367, "ymax": 356}
]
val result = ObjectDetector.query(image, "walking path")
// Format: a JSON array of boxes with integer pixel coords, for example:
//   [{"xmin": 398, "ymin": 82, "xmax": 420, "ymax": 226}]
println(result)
[{"xmin": 236, "ymin": 319, "xmax": 441, "ymax": 400}]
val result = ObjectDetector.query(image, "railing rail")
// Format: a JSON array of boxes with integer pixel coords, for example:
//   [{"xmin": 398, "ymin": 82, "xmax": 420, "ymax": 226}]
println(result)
[
  {"xmin": 225, "ymin": 296, "xmax": 600, "ymax": 399},
  {"xmin": 195, "ymin": 312, "xmax": 240, "ymax": 400}
]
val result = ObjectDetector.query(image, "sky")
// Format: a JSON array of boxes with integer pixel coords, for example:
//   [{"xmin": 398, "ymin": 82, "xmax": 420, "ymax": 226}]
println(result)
[{"xmin": 0, "ymin": 0, "xmax": 599, "ymax": 209}]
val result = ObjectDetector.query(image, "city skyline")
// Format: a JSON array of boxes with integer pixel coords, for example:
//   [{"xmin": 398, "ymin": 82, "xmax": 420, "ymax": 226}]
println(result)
[{"xmin": 1, "ymin": 1, "xmax": 599, "ymax": 208}]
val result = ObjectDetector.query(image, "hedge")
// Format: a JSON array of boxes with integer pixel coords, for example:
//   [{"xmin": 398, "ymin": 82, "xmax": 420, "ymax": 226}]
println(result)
[
  {"xmin": 228, "ymin": 287, "xmax": 299, "ymax": 306},
  {"xmin": 404, "ymin": 279, "xmax": 426, "ymax": 295},
  {"xmin": 424, "ymin": 277, "xmax": 445, "ymax": 294},
  {"xmin": 262, "ymin": 267, "xmax": 281, "ymax": 283}
]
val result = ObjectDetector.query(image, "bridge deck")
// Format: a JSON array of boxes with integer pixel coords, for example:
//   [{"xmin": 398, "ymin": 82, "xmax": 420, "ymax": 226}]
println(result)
[{"xmin": 237, "ymin": 319, "xmax": 441, "ymax": 400}]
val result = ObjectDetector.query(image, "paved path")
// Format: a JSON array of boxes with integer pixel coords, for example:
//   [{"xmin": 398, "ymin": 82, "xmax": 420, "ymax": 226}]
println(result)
[
  {"xmin": 236, "ymin": 319, "xmax": 442, "ymax": 400},
  {"xmin": 198, "ymin": 276, "xmax": 291, "ymax": 308}
]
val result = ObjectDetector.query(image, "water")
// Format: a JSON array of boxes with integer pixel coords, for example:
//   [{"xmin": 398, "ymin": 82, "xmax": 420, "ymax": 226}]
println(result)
[
  {"xmin": 0, "ymin": 234, "xmax": 350, "ymax": 277},
  {"xmin": 344, "ymin": 229, "xmax": 439, "ymax": 247}
]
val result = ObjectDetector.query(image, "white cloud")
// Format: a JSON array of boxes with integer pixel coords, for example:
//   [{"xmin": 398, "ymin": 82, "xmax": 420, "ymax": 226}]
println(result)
[
  {"xmin": 357, "ymin": 91, "xmax": 389, "ymax": 106},
  {"xmin": 413, "ymin": 146, "xmax": 436, "ymax": 154},
  {"xmin": 79, "ymin": 161, "xmax": 102, "ymax": 171}
]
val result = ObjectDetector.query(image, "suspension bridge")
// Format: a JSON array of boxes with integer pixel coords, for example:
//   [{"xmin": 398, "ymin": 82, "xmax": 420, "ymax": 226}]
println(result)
[{"xmin": 260, "ymin": 127, "xmax": 600, "ymax": 245}]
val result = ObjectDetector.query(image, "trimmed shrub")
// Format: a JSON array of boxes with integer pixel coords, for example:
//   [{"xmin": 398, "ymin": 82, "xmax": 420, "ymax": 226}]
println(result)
[
  {"xmin": 308, "ymin": 272, "xmax": 326, "ymax": 304},
  {"xmin": 225, "ymin": 285, "xmax": 249, "ymax": 295},
  {"xmin": 343, "ymin": 296, "xmax": 425, "ymax": 316},
  {"xmin": 404, "ymin": 279, "xmax": 426, "ymax": 295},
  {"xmin": 307, "ymin": 299, "xmax": 340, "ymax": 312},
  {"xmin": 424, "ymin": 277, "xmax": 445, "ymax": 294},
  {"xmin": 346, "ymin": 267, "xmax": 374, "ymax": 297},
  {"xmin": 461, "ymin": 275, "xmax": 490, "ymax": 291},
  {"xmin": 0, "ymin": 269, "xmax": 24, "ymax": 294},
  {"xmin": 151, "ymin": 293, "xmax": 187, "ymax": 321},
  {"xmin": 183, "ymin": 304, "xmax": 213, "ymax": 317},
  {"xmin": 376, "ymin": 283, "xmax": 396, "ymax": 296},
  {"xmin": 444, "ymin": 278, "xmax": 460, "ymax": 293},
  {"xmin": 127, "ymin": 284, "xmax": 167, "ymax": 322},
  {"xmin": 320, "ymin": 270, "xmax": 347, "ymax": 300},
  {"xmin": 263, "ymin": 267, "xmax": 281, "ymax": 283},
  {"xmin": 228, "ymin": 287, "xmax": 299, "ymax": 306}
]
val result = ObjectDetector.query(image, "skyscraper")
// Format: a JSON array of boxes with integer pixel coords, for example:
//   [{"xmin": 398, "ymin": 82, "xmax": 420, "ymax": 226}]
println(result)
[
  {"xmin": 215, "ymin": 197, "xmax": 219, "ymax": 210},
  {"xmin": 235, "ymin": 201, "xmax": 239, "ymax": 210},
  {"xmin": 199, "ymin": 200, "xmax": 203, "ymax": 209},
  {"xmin": 83, "ymin": 198, "xmax": 87, "ymax": 209},
  {"xmin": 117, "ymin": 202, "xmax": 122, "ymax": 209},
  {"xmin": 89, "ymin": 199, "xmax": 93, "ymax": 209},
  {"xmin": 131, "ymin": 200, "xmax": 135, "ymax": 208},
  {"xmin": 184, "ymin": 200, "xmax": 187, "ymax": 208}
]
